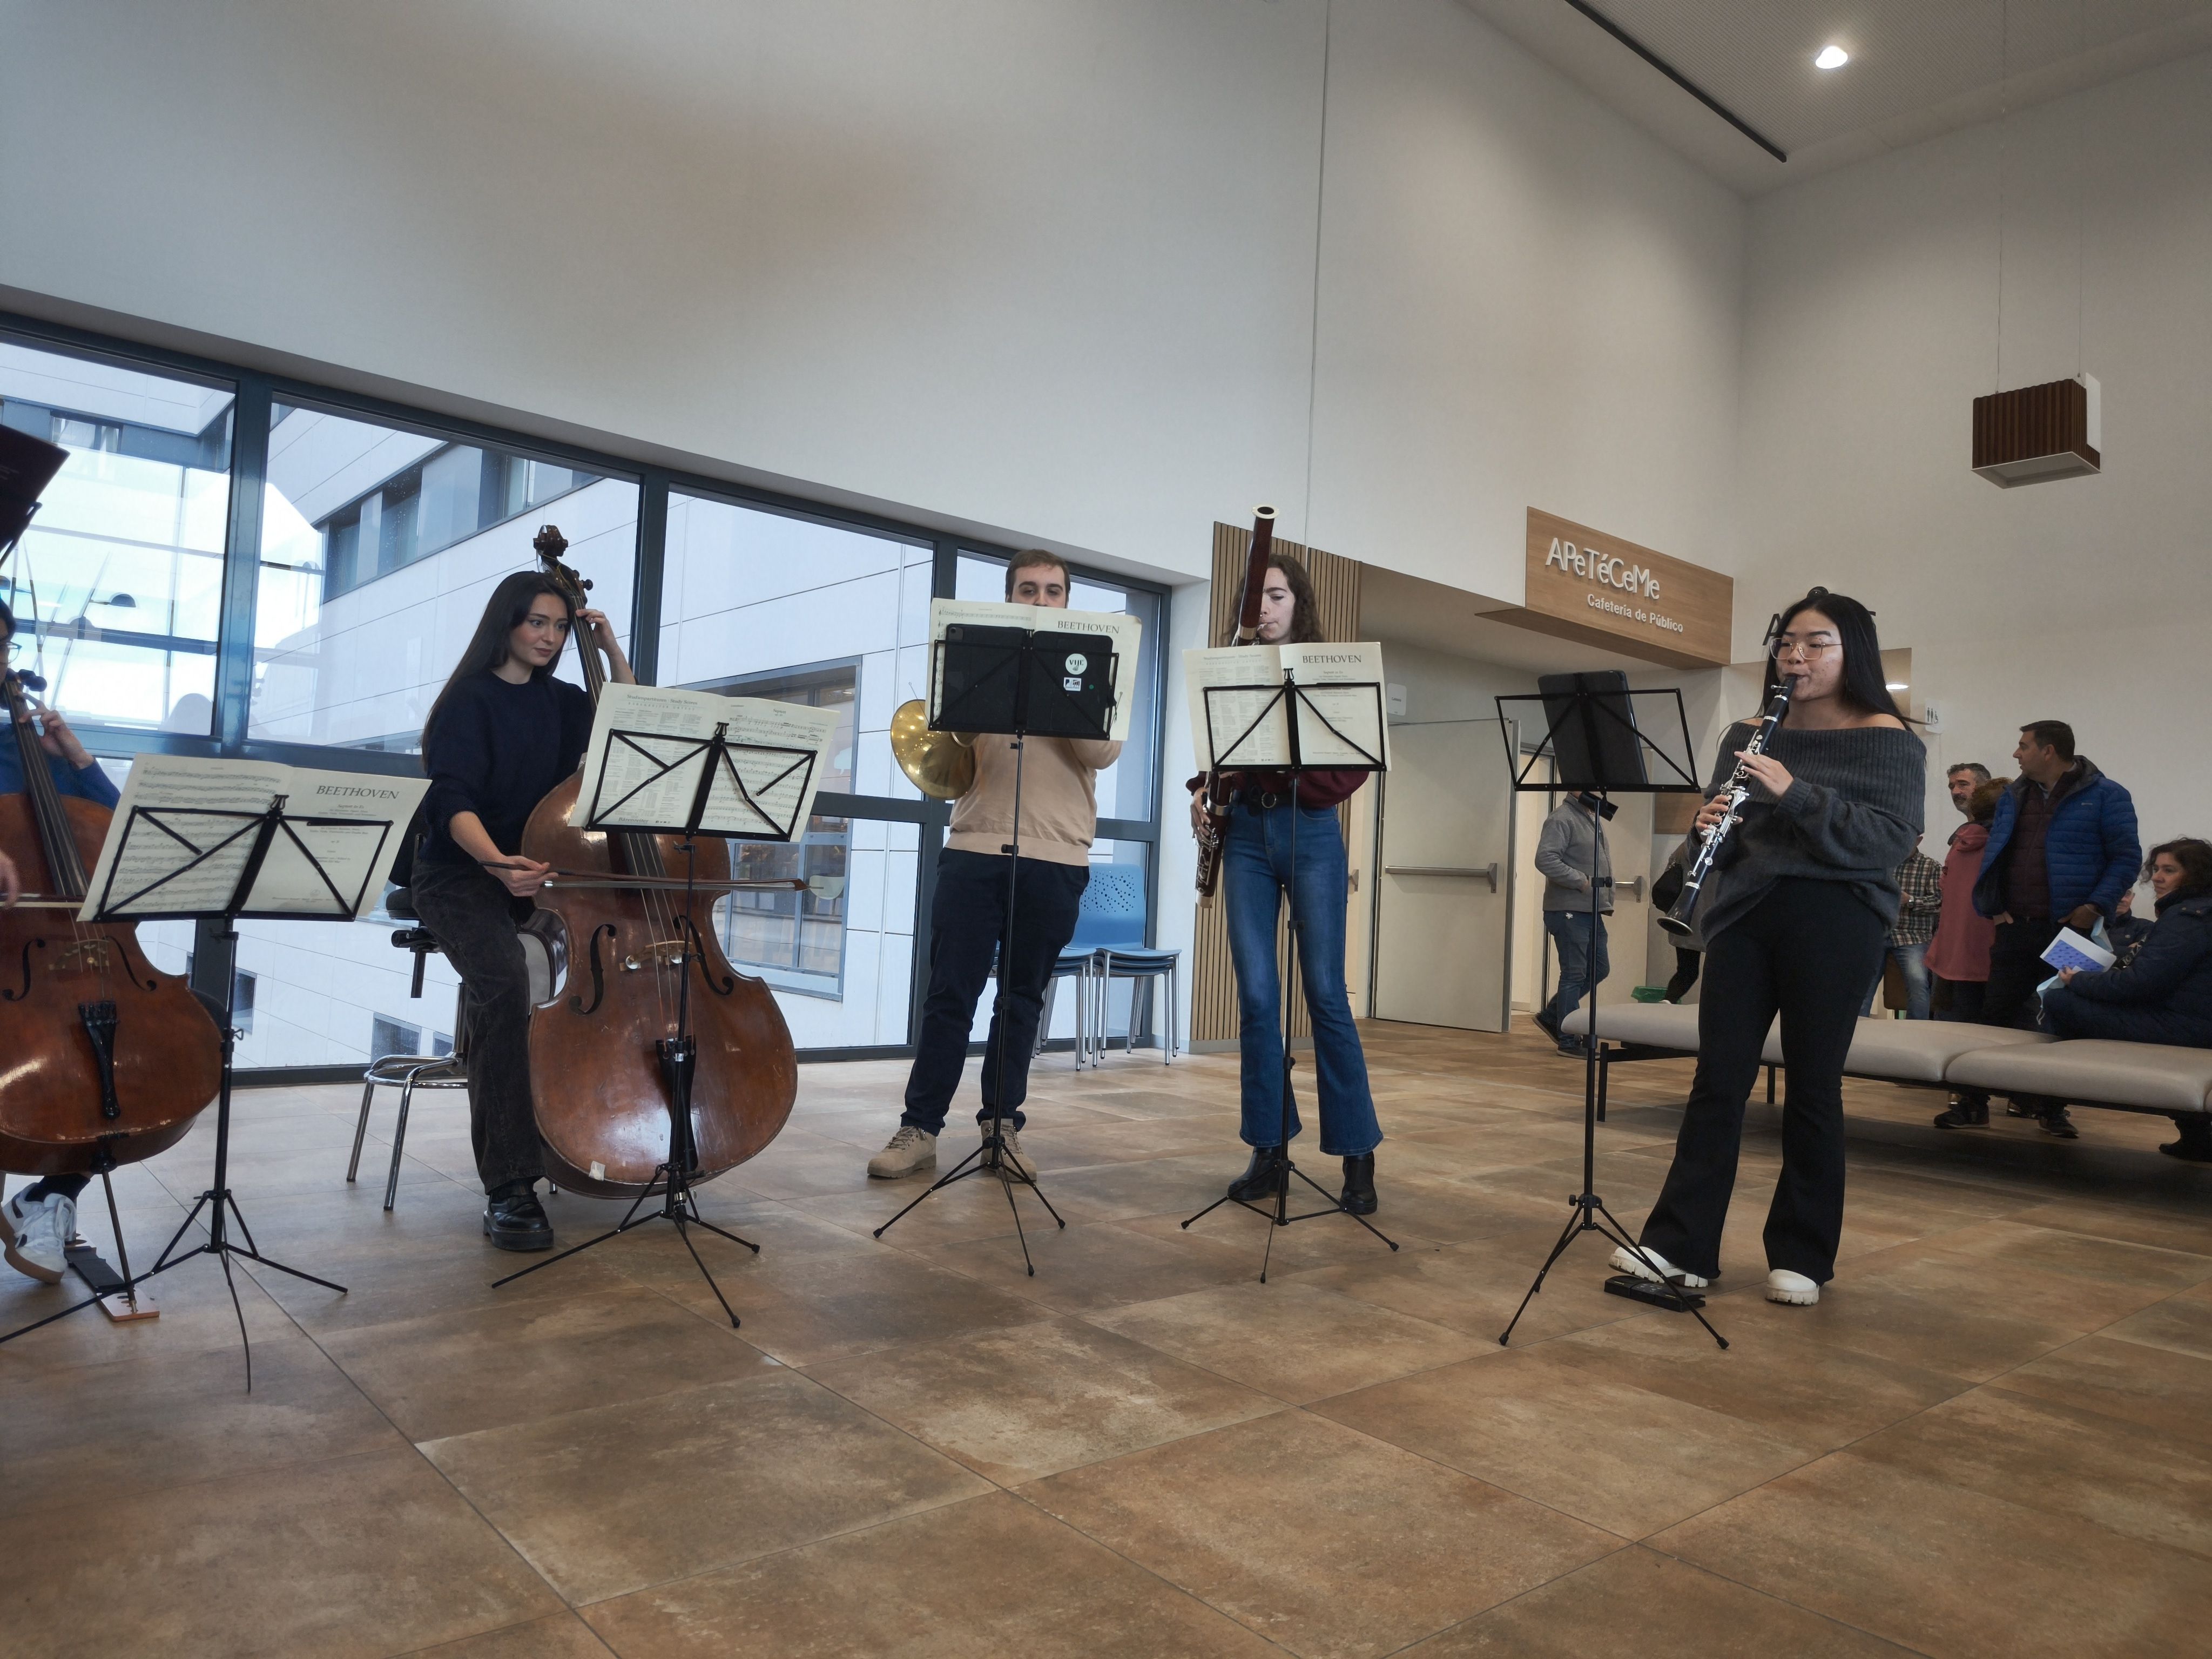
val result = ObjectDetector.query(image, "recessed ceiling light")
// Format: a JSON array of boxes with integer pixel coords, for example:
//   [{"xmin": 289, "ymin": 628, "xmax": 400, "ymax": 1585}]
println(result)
[
  {"xmin": 1885, "ymin": 681, "xmax": 1908, "ymax": 691},
  {"xmin": 1815, "ymin": 44, "xmax": 1850, "ymax": 70}
]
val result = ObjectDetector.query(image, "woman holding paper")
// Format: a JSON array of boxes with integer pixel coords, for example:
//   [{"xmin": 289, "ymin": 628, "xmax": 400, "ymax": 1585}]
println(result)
[
  {"xmin": 1188, "ymin": 554, "xmax": 1384, "ymax": 1215},
  {"xmin": 2042, "ymin": 839, "xmax": 2212, "ymax": 1160},
  {"xmin": 410, "ymin": 572, "xmax": 633, "ymax": 1251}
]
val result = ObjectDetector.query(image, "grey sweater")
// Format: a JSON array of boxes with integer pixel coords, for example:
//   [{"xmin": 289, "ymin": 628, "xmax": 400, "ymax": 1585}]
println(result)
[
  {"xmin": 1685, "ymin": 720, "xmax": 1926, "ymax": 947},
  {"xmin": 1535, "ymin": 798, "xmax": 1612, "ymax": 914}
]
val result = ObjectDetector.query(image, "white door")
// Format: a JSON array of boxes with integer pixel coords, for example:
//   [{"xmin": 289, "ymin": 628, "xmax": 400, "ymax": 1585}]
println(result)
[{"xmin": 1372, "ymin": 719, "xmax": 1516, "ymax": 1030}]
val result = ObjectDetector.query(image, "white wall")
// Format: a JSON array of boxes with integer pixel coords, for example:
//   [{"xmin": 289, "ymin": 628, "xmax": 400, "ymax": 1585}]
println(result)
[
  {"xmin": 0, "ymin": 0, "xmax": 1745, "ymax": 606},
  {"xmin": 1738, "ymin": 50, "xmax": 2212, "ymax": 858}
]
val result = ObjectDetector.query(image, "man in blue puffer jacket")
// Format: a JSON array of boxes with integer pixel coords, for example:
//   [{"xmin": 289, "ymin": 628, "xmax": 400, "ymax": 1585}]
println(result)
[{"xmin": 1957, "ymin": 721, "xmax": 2140, "ymax": 1137}]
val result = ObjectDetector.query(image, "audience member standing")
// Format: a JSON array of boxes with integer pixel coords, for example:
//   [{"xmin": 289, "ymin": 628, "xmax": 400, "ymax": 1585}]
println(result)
[
  {"xmin": 1533, "ymin": 791, "xmax": 1611, "ymax": 1056},
  {"xmin": 1972, "ymin": 721, "xmax": 2141, "ymax": 1138},
  {"xmin": 1946, "ymin": 762, "xmax": 1992, "ymax": 823},
  {"xmin": 1930, "ymin": 779, "xmax": 2006, "ymax": 1127},
  {"xmin": 1862, "ymin": 839, "xmax": 1940, "ymax": 1018}
]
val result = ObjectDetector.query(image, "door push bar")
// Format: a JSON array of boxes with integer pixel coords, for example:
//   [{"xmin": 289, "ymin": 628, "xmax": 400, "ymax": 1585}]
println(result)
[{"xmin": 1383, "ymin": 863, "xmax": 1500, "ymax": 893}]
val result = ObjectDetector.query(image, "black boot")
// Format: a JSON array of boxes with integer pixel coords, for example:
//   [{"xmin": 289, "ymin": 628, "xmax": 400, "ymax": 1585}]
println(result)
[
  {"xmin": 1340, "ymin": 1154, "xmax": 1378, "ymax": 1215},
  {"xmin": 2161, "ymin": 1116, "xmax": 2212, "ymax": 1162},
  {"xmin": 1933, "ymin": 1096, "xmax": 1988, "ymax": 1129},
  {"xmin": 483, "ymin": 1181, "xmax": 555, "ymax": 1251},
  {"xmin": 1226, "ymin": 1147, "xmax": 1287, "ymax": 1202}
]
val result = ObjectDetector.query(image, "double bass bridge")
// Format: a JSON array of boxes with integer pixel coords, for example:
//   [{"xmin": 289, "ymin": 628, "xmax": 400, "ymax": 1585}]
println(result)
[{"xmin": 56, "ymin": 937, "xmax": 114, "ymax": 974}]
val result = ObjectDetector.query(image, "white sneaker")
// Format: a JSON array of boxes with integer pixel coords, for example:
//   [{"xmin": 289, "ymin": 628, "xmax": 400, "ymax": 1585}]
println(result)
[
  {"xmin": 4, "ymin": 1187, "xmax": 72, "ymax": 1284},
  {"xmin": 1609, "ymin": 1244, "xmax": 1711, "ymax": 1289},
  {"xmin": 867, "ymin": 1125, "xmax": 938, "ymax": 1179},
  {"xmin": 1765, "ymin": 1269, "xmax": 1820, "ymax": 1306}
]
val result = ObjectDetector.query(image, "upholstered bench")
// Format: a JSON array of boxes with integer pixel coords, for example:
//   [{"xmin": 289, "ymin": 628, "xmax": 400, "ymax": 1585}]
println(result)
[{"xmin": 1947, "ymin": 1038, "xmax": 2212, "ymax": 1121}]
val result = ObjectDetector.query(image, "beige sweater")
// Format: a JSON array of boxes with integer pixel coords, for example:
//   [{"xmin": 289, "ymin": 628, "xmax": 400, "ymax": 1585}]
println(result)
[{"xmin": 948, "ymin": 734, "xmax": 1122, "ymax": 866}]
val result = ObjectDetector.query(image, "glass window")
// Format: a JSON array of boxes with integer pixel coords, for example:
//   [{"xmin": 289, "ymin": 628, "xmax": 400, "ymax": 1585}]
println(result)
[
  {"xmin": 661, "ymin": 490, "xmax": 931, "ymax": 1049},
  {"xmin": 252, "ymin": 402, "xmax": 636, "ymax": 752},
  {"xmin": 0, "ymin": 338, "xmax": 234, "ymax": 736}
]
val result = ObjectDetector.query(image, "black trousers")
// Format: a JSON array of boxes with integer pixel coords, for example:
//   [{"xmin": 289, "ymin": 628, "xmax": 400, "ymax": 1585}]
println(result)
[
  {"xmin": 902, "ymin": 849, "xmax": 1087, "ymax": 1136},
  {"xmin": 1639, "ymin": 879, "xmax": 1884, "ymax": 1285},
  {"xmin": 1932, "ymin": 975, "xmax": 1986, "ymax": 1023},
  {"xmin": 1954, "ymin": 917, "xmax": 2062, "ymax": 1112},
  {"xmin": 408, "ymin": 859, "xmax": 546, "ymax": 1193}
]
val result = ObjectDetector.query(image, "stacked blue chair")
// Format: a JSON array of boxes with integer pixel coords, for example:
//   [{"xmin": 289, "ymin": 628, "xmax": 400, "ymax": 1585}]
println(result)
[{"xmin": 1064, "ymin": 863, "xmax": 1180, "ymax": 1066}]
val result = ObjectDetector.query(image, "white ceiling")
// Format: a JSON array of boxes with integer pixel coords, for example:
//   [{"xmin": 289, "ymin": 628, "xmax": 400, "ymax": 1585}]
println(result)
[{"xmin": 1460, "ymin": 0, "xmax": 2212, "ymax": 195}]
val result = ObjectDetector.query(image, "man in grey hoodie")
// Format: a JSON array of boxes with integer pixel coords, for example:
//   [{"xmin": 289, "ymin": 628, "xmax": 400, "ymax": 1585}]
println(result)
[{"xmin": 1532, "ymin": 792, "xmax": 1611, "ymax": 1055}]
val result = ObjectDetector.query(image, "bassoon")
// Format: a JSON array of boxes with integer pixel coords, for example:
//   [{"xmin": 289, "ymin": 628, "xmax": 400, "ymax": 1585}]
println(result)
[{"xmin": 1193, "ymin": 507, "xmax": 1276, "ymax": 905}]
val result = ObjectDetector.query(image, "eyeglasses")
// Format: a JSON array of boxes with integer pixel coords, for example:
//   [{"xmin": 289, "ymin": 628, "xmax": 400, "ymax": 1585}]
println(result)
[{"xmin": 1772, "ymin": 637, "xmax": 1839, "ymax": 659}]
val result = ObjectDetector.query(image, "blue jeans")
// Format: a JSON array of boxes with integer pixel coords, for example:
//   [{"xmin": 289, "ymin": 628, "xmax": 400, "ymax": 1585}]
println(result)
[
  {"xmin": 1859, "ymin": 940, "xmax": 1932, "ymax": 1019},
  {"xmin": 1222, "ymin": 799, "xmax": 1380, "ymax": 1156},
  {"xmin": 1542, "ymin": 908, "xmax": 1609, "ymax": 1031}
]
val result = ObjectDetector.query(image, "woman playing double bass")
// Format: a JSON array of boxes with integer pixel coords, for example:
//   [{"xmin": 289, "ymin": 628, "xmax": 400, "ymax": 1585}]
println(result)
[{"xmin": 412, "ymin": 574, "xmax": 633, "ymax": 1250}]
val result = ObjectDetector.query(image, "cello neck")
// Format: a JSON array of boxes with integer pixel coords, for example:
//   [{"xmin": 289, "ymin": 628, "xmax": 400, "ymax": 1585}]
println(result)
[{"xmin": 4, "ymin": 671, "xmax": 88, "ymax": 899}]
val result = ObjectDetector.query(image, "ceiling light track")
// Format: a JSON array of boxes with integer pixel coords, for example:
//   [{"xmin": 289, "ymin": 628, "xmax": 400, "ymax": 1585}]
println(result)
[{"xmin": 1557, "ymin": 0, "xmax": 1788, "ymax": 164}]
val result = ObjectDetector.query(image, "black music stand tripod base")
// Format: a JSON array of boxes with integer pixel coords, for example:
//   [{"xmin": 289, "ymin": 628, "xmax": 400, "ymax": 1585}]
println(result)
[
  {"xmin": 872, "ymin": 1128, "xmax": 1064, "ymax": 1277},
  {"xmin": 491, "ymin": 1152, "xmax": 759, "ymax": 1328}
]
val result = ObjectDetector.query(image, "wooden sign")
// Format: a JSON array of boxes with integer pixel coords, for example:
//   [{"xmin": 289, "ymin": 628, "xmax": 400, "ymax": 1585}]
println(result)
[{"xmin": 1500, "ymin": 509, "xmax": 1732, "ymax": 668}]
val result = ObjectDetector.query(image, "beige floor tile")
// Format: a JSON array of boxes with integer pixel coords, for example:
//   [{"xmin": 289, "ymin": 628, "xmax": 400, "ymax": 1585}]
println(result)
[
  {"xmin": 1402, "ymin": 1545, "xmax": 1913, "ymax": 1656},
  {"xmin": 1024, "ymin": 1411, "xmax": 1620, "ymax": 1659},
  {"xmin": 1993, "ymin": 1331, "xmax": 2212, "ymax": 1448},
  {"xmin": 405, "ymin": 1611, "xmax": 616, "ymax": 1656},
  {"xmin": 0, "ymin": 1447, "xmax": 561, "ymax": 1659},
  {"xmin": 1927, "ymin": 1216, "xmax": 2212, "ymax": 1291},
  {"xmin": 809, "ymin": 1314, "xmax": 1283, "ymax": 1482},
  {"xmin": 1287, "ymin": 1237, "xmax": 1642, "ymax": 1346},
  {"xmin": 1850, "ymin": 1385, "xmax": 2212, "ymax": 1557},
  {"xmin": 1654, "ymin": 1450, "xmax": 2212, "ymax": 1659},
  {"xmin": 2007, "ymin": 1196, "xmax": 2212, "ymax": 1257},
  {"xmin": 1088, "ymin": 1279, "xmax": 1485, "ymax": 1403},
  {"xmin": 583, "ymin": 1489, "xmax": 1283, "ymax": 1657},
  {"xmin": 906, "ymin": 1217, "xmax": 1272, "ymax": 1314},
  {"xmin": 421, "ymin": 1370, "xmax": 991, "ymax": 1603},
  {"xmin": 1313, "ymin": 1347, "xmax": 1811, "ymax": 1537},
  {"xmin": 2098, "ymin": 1278, "xmax": 2212, "ymax": 1360},
  {"xmin": 318, "ymin": 1283, "xmax": 777, "ymax": 1442}
]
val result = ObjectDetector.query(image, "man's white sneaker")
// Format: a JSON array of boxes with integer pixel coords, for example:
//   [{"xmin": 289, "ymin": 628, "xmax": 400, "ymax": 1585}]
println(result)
[
  {"xmin": 867, "ymin": 1125, "xmax": 938, "ymax": 1179},
  {"xmin": 1609, "ymin": 1244, "xmax": 1710, "ymax": 1289},
  {"xmin": 1765, "ymin": 1269, "xmax": 1820, "ymax": 1306},
  {"xmin": 3, "ymin": 1188, "xmax": 72, "ymax": 1284}
]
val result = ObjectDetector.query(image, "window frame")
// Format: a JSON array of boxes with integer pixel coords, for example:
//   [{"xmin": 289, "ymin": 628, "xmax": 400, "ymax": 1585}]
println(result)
[{"xmin": 1, "ymin": 308, "xmax": 1172, "ymax": 1076}]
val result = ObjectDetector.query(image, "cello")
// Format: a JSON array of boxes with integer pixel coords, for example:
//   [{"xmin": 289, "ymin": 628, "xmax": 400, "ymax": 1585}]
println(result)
[
  {"xmin": 0, "ymin": 667, "xmax": 221, "ymax": 1177},
  {"xmin": 517, "ymin": 527, "xmax": 799, "ymax": 1198}
]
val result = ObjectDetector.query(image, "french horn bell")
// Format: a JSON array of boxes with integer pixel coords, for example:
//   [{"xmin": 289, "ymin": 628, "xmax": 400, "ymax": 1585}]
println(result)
[{"xmin": 889, "ymin": 698, "xmax": 976, "ymax": 800}]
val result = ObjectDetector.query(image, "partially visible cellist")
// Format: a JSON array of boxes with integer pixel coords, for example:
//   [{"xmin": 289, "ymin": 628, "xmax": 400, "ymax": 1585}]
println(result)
[
  {"xmin": 411, "ymin": 573, "xmax": 634, "ymax": 1251},
  {"xmin": 0, "ymin": 599, "xmax": 115, "ymax": 1282}
]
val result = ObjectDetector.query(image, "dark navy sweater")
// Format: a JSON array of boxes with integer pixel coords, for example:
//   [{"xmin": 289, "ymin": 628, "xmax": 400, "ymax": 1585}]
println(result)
[{"xmin": 420, "ymin": 671, "xmax": 592, "ymax": 868}]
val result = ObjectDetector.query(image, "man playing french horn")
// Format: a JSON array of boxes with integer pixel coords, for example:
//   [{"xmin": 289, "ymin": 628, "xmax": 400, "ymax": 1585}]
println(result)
[{"xmin": 867, "ymin": 551, "xmax": 1121, "ymax": 1179}]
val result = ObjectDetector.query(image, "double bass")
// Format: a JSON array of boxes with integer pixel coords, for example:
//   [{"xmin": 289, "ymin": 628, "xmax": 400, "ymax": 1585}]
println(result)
[
  {"xmin": 517, "ymin": 527, "xmax": 799, "ymax": 1197},
  {"xmin": 0, "ymin": 667, "xmax": 221, "ymax": 1176}
]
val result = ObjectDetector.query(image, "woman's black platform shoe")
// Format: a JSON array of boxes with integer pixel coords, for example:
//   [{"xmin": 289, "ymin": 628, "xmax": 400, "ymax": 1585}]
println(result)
[
  {"xmin": 1340, "ymin": 1154, "xmax": 1378, "ymax": 1215},
  {"xmin": 1226, "ymin": 1147, "xmax": 1287, "ymax": 1202}
]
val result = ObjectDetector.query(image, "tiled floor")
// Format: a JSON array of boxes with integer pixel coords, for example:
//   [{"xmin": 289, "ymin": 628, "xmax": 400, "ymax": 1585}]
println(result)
[{"xmin": 5, "ymin": 1021, "xmax": 2211, "ymax": 1657}]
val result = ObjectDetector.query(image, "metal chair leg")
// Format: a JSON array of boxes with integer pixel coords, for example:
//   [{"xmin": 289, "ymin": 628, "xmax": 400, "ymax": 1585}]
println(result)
[
  {"xmin": 348, "ymin": 1075, "xmax": 376, "ymax": 1182},
  {"xmin": 383, "ymin": 1071, "xmax": 419, "ymax": 1211}
]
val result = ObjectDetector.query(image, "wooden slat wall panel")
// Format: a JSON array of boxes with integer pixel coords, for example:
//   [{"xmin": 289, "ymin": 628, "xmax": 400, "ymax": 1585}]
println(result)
[{"xmin": 1189, "ymin": 522, "xmax": 1363, "ymax": 1047}]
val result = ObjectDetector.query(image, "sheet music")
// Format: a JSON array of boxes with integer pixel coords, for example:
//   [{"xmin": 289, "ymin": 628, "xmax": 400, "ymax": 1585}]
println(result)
[
  {"xmin": 1184, "ymin": 642, "xmax": 1390, "ymax": 771},
  {"xmin": 1185, "ymin": 646, "xmax": 1292, "ymax": 767},
  {"xmin": 1280, "ymin": 642, "xmax": 1391, "ymax": 770},
  {"xmin": 569, "ymin": 683, "xmax": 840, "ymax": 839},
  {"xmin": 79, "ymin": 757, "xmax": 427, "ymax": 921},
  {"xmin": 928, "ymin": 598, "xmax": 1141, "ymax": 742}
]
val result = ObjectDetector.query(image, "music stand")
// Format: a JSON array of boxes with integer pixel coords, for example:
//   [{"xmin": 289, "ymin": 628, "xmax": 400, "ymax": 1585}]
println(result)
[
  {"xmin": 1491, "ymin": 676, "xmax": 1726, "ymax": 1348},
  {"xmin": 39, "ymin": 781, "xmax": 406, "ymax": 1383},
  {"xmin": 492, "ymin": 711, "xmax": 825, "ymax": 1326},
  {"xmin": 1179, "ymin": 666, "xmax": 1399, "ymax": 1280},
  {"xmin": 872, "ymin": 625, "xmax": 1120, "ymax": 1273}
]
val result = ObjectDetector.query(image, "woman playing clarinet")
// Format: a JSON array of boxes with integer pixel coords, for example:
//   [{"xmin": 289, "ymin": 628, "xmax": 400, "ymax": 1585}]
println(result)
[
  {"xmin": 410, "ymin": 572, "xmax": 633, "ymax": 1251},
  {"xmin": 1618, "ymin": 589, "xmax": 1923, "ymax": 1306}
]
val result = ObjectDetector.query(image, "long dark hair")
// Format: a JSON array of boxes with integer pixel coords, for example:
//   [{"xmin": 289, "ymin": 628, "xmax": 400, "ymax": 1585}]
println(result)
[
  {"xmin": 1763, "ymin": 586, "xmax": 1905, "ymax": 720},
  {"xmin": 421, "ymin": 570, "xmax": 572, "ymax": 754},
  {"xmin": 1265, "ymin": 553, "xmax": 1326, "ymax": 645},
  {"xmin": 2147, "ymin": 838, "xmax": 2212, "ymax": 900}
]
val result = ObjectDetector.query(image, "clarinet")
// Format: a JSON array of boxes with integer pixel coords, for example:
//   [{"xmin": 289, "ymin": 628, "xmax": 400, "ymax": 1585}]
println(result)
[{"xmin": 1656, "ymin": 678, "xmax": 1795, "ymax": 938}]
